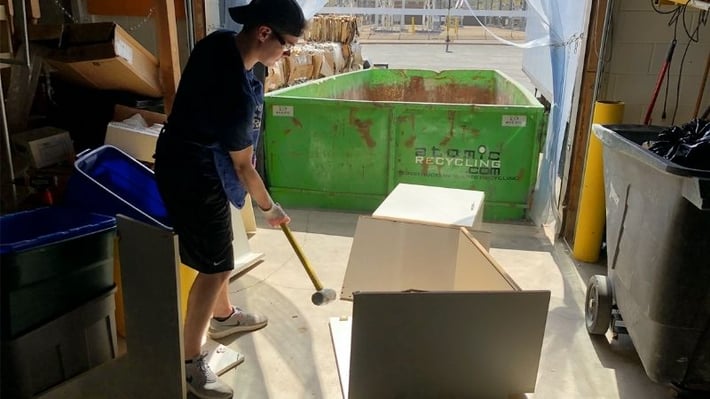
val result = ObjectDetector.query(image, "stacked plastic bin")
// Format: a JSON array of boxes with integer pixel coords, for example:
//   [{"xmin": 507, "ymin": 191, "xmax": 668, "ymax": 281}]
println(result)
[{"xmin": 0, "ymin": 207, "xmax": 118, "ymax": 397}]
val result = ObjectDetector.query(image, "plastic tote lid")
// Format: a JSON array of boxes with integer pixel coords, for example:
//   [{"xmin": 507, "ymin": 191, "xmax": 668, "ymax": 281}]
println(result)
[{"xmin": 0, "ymin": 206, "xmax": 116, "ymax": 255}]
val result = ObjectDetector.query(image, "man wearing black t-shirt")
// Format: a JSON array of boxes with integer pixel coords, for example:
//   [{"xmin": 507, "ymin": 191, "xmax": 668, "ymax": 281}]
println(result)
[{"xmin": 154, "ymin": 0, "xmax": 306, "ymax": 397}]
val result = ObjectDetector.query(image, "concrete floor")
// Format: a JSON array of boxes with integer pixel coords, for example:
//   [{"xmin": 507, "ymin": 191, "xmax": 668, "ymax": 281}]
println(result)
[
  {"xmin": 197, "ymin": 43, "xmax": 683, "ymax": 398},
  {"xmin": 211, "ymin": 208, "xmax": 675, "ymax": 399}
]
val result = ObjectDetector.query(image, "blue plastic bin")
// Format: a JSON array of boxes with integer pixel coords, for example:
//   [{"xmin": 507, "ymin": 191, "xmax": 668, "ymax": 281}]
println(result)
[
  {"xmin": 0, "ymin": 206, "xmax": 116, "ymax": 339},
  {"xmin": 62, "ymin": 145, "xmax": 171, "ymax": 229}
]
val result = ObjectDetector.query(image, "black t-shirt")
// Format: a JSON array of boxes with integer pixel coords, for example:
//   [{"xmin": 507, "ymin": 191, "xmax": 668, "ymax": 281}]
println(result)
[{"xmin": 166, "ymin": 29, "xmax": 260, "ymax": 152}]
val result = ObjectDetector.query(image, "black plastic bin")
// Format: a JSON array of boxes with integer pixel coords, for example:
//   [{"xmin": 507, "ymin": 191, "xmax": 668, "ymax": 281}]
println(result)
[
  {"xmin": 0, "ymin": 206, "xmax": 116, "ymax": 340},
  {"xmin": 586, "ymin": 124, "xmax": 710, "ymax": 390}
]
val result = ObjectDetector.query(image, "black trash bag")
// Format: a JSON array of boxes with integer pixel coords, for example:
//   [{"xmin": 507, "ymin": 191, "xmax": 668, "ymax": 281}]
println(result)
[{"xmin": 648, "ymin": 119, "xmax": 710, "ymax": 170}]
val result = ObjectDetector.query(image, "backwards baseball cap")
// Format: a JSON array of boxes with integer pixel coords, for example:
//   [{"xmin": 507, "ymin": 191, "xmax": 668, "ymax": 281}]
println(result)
[{"xmin": 229, "ymin": 0, "xmax": 307, "ymax": 37}]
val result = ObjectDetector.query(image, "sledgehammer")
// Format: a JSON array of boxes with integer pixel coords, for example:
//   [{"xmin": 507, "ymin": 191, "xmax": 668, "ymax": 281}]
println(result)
[{"xmin": 280, "ymin": 224, "xmax": 337, "ymax": 306}]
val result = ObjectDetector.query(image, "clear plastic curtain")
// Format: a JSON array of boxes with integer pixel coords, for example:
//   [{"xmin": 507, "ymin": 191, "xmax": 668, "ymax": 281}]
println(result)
[
  {"xmin": 458, "ymin": 0, "xmax": 592, "ymax": 227},
  {"xmin": 524, "ymin": 0, "xmax": 592, "ymax": 227}
]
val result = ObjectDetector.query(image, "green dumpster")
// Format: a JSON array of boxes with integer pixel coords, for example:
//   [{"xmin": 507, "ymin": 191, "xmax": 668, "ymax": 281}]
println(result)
[{"xmin": 264, "ymin": 69, "xmax": 547, "ymax": 220}]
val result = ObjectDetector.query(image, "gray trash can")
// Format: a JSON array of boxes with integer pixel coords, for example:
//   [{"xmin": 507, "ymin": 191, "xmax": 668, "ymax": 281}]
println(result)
[{"xmin": 585, "ymin": 124, "xmax": 710, "ymax": 391}]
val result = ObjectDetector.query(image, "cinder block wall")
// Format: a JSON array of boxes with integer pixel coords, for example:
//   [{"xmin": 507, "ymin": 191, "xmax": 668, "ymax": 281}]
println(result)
[{"xmin": 600, "ymin": 0, "xmax": 709, "ymax": 126}]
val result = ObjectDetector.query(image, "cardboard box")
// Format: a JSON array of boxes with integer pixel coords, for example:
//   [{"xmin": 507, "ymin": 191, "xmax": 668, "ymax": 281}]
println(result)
[
  {"xmin": 265, "ymin": 58, "xmax": 286, "ymax": 92},
  {"xmin": 285, "ymin": 52, "xmax": 314, "ymax": 85},
  {"xmin": 334, "ymin": 216, "xmax": 550, "ymax": 399},
  {"xmin": 11, "ymin": 126, "xmax": 74, "ymax": 169},
  {"xmin": 45, "ymin": 23, "xmax": 162, "ymax": 98},
  {"xmin": 104, "ymin": 105, "xmax": 166, "ymax": 163}
]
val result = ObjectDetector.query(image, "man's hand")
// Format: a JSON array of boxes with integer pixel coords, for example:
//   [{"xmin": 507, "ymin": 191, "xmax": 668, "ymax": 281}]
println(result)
[{"xmin": 260, "ymin": 202, "xmax": 290, "ymax": 227}]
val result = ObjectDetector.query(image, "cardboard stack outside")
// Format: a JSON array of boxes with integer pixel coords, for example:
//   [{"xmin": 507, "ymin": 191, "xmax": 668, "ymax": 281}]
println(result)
[{"xmin": 265, "ymin": 15, "xmax": 363, "ymax": 92}]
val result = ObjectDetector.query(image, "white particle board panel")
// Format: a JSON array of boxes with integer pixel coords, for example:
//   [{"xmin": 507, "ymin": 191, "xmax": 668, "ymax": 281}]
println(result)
[
  {"xmin": 331, "ymin": 290, "xmax": 551, "ymax": 399},
  {"xmin": 372, "ymin": 183, "xmax": 484, "ymax": 229},
  {"xmin": 329, "ymin": 316, "xmax": 353, "ymax": 399}
]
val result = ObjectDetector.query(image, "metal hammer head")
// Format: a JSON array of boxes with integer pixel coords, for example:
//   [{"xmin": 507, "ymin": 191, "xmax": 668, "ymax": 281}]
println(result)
[{"xmin": 311, "ymin": 288, "xmax": 337, "ymax": 306}]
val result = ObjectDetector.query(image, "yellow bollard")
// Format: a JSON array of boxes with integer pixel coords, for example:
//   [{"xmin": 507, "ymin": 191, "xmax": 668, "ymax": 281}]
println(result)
[
  {"xmin": 572, "ymin": 101, "xmax": 625, "ymax": 263},
  {"xmin": 410, "ymin": 17, "xmax": 415, "ymax": 33}
]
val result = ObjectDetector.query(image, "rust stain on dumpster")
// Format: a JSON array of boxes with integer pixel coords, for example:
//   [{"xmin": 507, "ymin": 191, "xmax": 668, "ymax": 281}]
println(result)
[
  {"xmin": 349, "ymin": 110, "xmax": 376, "ymax": 148},
  {"xmin": 405, "ymin": 135, "xmax": 417, "ymax": 148},
  {"xmin": 336, "ymin": 81, "xmax": 495, "ymax": 104},
  {"xmin": 516, "ymin": 168, "xmax": 526, "ymax": 180},
  {"xmin": 291, "ymin": 118, "xmax": 303, "ymax": 128}
]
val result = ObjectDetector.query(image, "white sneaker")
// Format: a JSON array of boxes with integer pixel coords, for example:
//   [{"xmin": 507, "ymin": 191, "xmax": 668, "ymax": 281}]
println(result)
[
  {"xmin": 208, "ymin": 306, "xmax": 268, "ymax": 339},
  {"xmin": 185, "ymin": 352, "xmax": 233, "ymax": 399}
]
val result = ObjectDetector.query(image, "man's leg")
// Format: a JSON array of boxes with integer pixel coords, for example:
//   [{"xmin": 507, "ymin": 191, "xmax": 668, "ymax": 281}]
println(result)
[
  {"xmin": 184, "ymin": 270, "xmax": 232, "ymax": 359},
  {"xmin": 211, "ymin": 279, "xmax": 233, "ymax": 319}
]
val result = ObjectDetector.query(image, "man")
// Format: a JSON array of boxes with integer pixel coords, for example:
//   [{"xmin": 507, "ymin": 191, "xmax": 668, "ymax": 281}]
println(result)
[{"xmin": 154, "ymin": 0, "xmax": 306, "ymax": 397}]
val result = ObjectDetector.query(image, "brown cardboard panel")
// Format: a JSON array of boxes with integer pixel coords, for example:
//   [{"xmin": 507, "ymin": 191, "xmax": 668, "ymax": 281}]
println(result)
[{"xmin": 45, "ymin": 23, "xmax": 161, "ymax": 97}]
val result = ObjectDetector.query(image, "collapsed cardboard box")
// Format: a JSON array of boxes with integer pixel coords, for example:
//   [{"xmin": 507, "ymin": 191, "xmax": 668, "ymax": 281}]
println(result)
[
  {"xmin": 265, "ymin": 58, "xmax": 287, "ymax": 92},
  {"xmin": 333, "ymin": 217, "xmax": 550, "ymax": 399},
  {"xmin": 45, "ymin": 23, "xmax": 162, "ymax": 98},
  {"xmin": 331, "ymin": 184, "xmax": 550, "ymax": 399},
  {"xmin": 313, "ymin": 42, "xmax": 345, "ymax": 75},
  {"xmin": 285, "ymin": 52, "xmax": 314, "ymax": 85}
]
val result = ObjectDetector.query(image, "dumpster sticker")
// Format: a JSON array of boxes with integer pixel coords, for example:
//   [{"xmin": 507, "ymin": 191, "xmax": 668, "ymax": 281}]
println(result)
[
  {"xmin": 502, "ymin": 115, "xmax": 527, "ymax": 127},
  {"xmin": 410, "ymin": 145, "xmax": 518, "ymax": 180},
  {"xmin": 273, "ymin": 105, "xmax": 294, "ymax": 117}
]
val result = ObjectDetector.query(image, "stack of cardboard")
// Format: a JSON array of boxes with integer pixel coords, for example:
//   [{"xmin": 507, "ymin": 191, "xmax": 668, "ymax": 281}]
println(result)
[
  {"xmin": 304, "ymin": 15, "xmax": 358, "ymax": 44},
  {"xmin": 265, "ymin": 15, "xmax": 364, "ymax": 92},
  {"xmin": 265, "ymin": 58, "xmax": 287, "ymax": 92}
]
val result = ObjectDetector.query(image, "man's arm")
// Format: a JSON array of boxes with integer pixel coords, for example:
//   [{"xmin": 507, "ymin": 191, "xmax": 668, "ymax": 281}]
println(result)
[{"xmin": 229, "ymin": 146, "xmax": 290, "ymax": 226}]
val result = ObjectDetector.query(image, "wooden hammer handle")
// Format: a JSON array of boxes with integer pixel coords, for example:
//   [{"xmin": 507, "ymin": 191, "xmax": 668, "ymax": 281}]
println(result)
[{"xmin": 280, "ymin": 224, "xmax": 324, "ymax": 291}]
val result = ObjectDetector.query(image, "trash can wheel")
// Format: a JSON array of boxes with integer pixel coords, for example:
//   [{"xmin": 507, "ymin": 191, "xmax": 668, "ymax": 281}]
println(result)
[{"xmin": 585, "ymin": 275, "xmax": 612, "ymax": 335}]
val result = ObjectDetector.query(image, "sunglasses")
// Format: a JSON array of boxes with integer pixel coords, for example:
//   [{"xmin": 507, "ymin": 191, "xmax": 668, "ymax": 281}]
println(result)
[{"xmin": 269, "ymin": 27, "xmax": 294, "ymax": 51}]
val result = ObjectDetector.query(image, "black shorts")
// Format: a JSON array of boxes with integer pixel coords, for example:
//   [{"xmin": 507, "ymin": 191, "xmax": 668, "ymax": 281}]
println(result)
[{"xmin": 154, "ymin": 134, "xmax": 234, "ymax": 274}]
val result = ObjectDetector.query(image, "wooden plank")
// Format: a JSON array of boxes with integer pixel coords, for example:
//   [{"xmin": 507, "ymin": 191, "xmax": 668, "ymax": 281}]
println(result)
[
  {"xmin": 561, "ymin": 0, "xmax": 608, "ymax": 245},
  {"xmin": 153, "ymin": 0, "xmax": 182, "ymax": 114},
  {"xmin": 191, "ymin": 0, "xmax": 206, "ymax": 42},
  {"xmin": 29, "ymin": 0, "xmax": 40, "ymax": 21},
  {"xmin": 86, "ymin": 0, "xmax": 187, "ymax": 18},
  {"xmin": 3, "ymin": 0, "xmax": 13, "ymax": 35}
]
